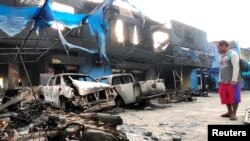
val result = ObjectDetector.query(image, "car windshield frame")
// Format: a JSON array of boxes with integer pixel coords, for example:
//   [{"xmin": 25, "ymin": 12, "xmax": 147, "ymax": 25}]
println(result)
[{"xmin": 66, "ymin": 74, "xmax": 97, "ymax": 82}]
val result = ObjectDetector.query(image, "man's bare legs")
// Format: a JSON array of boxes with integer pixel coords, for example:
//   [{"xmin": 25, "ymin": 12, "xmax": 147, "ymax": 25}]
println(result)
[
  {"xmin": 227, "ymin": 104, "xmax": 233, "ymax": 115},
  {"xmin": 221, "ymin": 104, "xmax": 238, "ymax": 120},
  {"xmin": 231, "ymin": 104, "xmax": 238, "ymax": 120},
  {"xmin": 221, "ymin": 104, "xmax": 232, "ymax": 117}
]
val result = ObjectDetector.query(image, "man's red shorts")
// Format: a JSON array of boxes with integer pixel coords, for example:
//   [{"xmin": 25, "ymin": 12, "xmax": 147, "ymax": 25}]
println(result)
[{"xmin": 218, "ymin": 83, "xmax": 241, "ymax": 104}]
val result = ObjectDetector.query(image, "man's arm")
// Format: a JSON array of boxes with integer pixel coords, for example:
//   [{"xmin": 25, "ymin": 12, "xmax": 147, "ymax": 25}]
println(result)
[{"xmin": 231, "ymin": 52, "xmax": 240, "ymax": 82}]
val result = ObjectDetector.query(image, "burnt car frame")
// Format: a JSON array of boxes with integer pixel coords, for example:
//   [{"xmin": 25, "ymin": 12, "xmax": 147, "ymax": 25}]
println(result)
[
  {"xmin": 97, "ymin": 73, "xmax": 166, "ymax": 106},
  {"xmin": 39, "ymin": 73, "xmax": 117, "ymax": 112}
]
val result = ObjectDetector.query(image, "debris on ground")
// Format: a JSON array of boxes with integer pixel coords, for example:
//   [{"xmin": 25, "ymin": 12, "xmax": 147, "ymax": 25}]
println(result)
[
  {"xmin": 0, "ymin": 87, "xmax": 37, "ymax": 112},
  {"xmin": 151, "ymin": 136, "xmax": 159, "ymax": 140},
  {"xmin": 158, "ymin": 89, "xmax": 197, "ymax": 103},
  {"xmin": 172, "ymin": 135, "xmax": 182, "ymax": 141},
  {"xmin": 190, "ymin": 89, "xmax": 209, "ymax": 97},
  {"xmin": 0, "ymin": 89, "xmax": 128, "ymax": 141},
  {"xmin": 144, "ymin": 106, "xmax": 153, "ymax": 110},
  {"xmin": 144, "ymin": 131, "xmax": 152, "ymax": 137},
  {"xmin": 102, "ymin": 107, "xmax": 125, "ymax": 114}
]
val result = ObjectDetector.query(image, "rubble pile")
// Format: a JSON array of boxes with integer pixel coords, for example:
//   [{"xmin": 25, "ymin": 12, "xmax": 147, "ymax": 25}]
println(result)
[
  {"xmin": 158, "ymin": 89, "xmax": 197, "ymax": 103},
  {"xmin": 190, "ymin": 89, "xmax": 209, "ymax": 97},
  {"xmin": 0, "ymin": 89, "xmax": 128, "ymax": 141}
]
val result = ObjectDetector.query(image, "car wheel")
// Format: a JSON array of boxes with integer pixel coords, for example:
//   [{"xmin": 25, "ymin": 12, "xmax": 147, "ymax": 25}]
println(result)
[
  {"xmin": 38, "ymin": 94, "xmax": 44, "ymax": 100},
  {"xmin": 134, "ymin": 86, "xmax": 141, "ymax": 102},
  {"xmin": 139, "ymin": 100, "xmax": 150, "ymax": 106},
  {"xmin": 115, "ymin": 97, "xmax": 124, "ymax": 107},
  {"xmin": 59, "ymin": 96, "xmax": 67, "ymax": 110}
]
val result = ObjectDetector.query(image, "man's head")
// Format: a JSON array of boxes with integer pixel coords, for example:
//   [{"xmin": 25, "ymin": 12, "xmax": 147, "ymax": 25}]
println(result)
[{"xmin": 217, "ymin": 40, "xmax": 229, "ymax": 54}]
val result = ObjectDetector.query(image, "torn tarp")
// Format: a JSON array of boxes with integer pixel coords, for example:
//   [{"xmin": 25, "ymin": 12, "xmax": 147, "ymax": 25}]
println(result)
[
  {"xmin": 33, "ymin": 0, "xmax": 54, "ymax": 30},
  {"xmin": 0, "ymin": 0, "xmax": 143, "ymax": 61},
  {"xmin": 86, "ymin": 0, "xmax": 113, "ymax": 60},
  {"xmin": 57, "ymin": 28, "xmax": 98, "ymax": 54},
  {"xmin": 0, "ymin": 0, "xmax": 113, "ymax": 60},
  {"xmin": 122, "ymin": 0, "xmax": 145, "ymax": 27},
  {"xmin": 53, "ymin": 11, "xmax": 87, "ymax": 29},
  {"xmin": 0, "ymin": 5, "xmax": 39, "ymax": 36}
]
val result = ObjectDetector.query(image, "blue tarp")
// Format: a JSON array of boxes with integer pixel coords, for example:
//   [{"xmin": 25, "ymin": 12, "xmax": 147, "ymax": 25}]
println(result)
[
  {"xmin": 53, "ymin": 11, "xmax": 87, "ymax": 29},
  {"xmin": 34, "ymin": 0, "xmax": 54, "ymax": 30},
  {"xmin": 0, "ymin": 5, "xmax": 39, "ymax": 36},
  {"xmin": 0, "ymin": 0, "xmax": 143, "ymax": 61},
  {"xmin": 0, "ymin": 0, "xmax": 113, "ymax": 61},
  {"xmin": 0, "ymin": 0, "xmax": 145, "ymax": 62}
]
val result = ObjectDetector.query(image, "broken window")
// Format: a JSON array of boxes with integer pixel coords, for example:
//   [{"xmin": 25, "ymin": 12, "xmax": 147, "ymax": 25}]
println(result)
[
  {"xmin": 48, "ymin": 77, "xmax": 55, "ymax": 86},
  {"xmin": 55, "ymin": 76, "xmax": 61, "ymax": 85},
  {"xmin": 84, "ymin": 76, "xmax": 96, "ymax": 82},
  {"xmin": 100, "ymin": 78, "xmax": 109, "ymax": 84},
  {"xmin": 63, "ymin": 75, "xmax": 72, "ymax": 85},
  {"xmin": 68, "ymin": 75, "xmax": 96, "ymax": 82},
  {"xmin": 112, "ymin": 76, "xmax": 133, "ymax": 85},
  {"xmin": 121, "ymin": 76, "xmax": 133, "ymax": 84},
  {"xmin": 112, "ymin": 77, "xmax": 121, "ymax": 85},
  {"xmin": 115, "ymin": 19, "xmax": 124, "ymax": 43}
]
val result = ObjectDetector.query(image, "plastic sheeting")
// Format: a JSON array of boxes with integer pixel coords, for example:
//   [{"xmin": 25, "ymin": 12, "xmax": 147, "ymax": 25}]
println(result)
[
  {"xmin": 53, "ymin": 11, "xmax": 87, "ymax": 29},
  {"xmin": 34, "ymin": 0, "xmax": 54, "ymax": 30},
  {"xmin": 0, "ymin": 0, "xmax": 144, "ymax": 61},
  {"xmin": 122, "ymin": 0, "xmax": 145, "ymax": 27},
  {"xmin": 0, "ymin": 5, "xmax": 39, "ymax": 36},
  {"xmin": 87, "ymin": 0, "xmax": 113, "ymax": 60},
  {"xmin": 57, "ymin": 28, "xmax": 98, "ymax": 54},
  {"xmin": 0, "ymin": 0, "xmax": 114, "ymax": 61}
]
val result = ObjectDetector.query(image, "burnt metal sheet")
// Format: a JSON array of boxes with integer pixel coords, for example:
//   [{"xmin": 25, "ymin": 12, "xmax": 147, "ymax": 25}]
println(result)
[{"xmin": 170, "ymin": 20, "xmax": 208, "ymax": 52}]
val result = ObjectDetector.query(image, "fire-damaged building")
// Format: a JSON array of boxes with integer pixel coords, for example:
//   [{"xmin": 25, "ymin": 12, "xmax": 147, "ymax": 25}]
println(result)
[{"xmin": 0, "ymin": 0, "xmax": 213, "ymax": 91}]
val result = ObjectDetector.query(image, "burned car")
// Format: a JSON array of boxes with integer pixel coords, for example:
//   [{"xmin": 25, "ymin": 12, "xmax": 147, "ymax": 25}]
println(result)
[
  {"xmin": 97, "ymin": 73, "xmax": 166, "ymax": 106},
  {"xmin": 39, "ymin": 73, "xmax": 117, "ymax": 112}
]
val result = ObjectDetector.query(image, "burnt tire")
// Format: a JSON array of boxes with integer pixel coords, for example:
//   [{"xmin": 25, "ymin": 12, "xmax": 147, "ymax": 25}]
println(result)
[
  {"xmin": 139, "ymin": 100, "xmax": 150, "ymax": 106},
  {"xmin": 115, "ymin": 97, "xmax": 124, "ymax": 107},
  {"xmin": 59, "ymin": 96, "xmax": 67, "ymax": 111},
  {"xmin": 38, "ymin": 94, "xmax": 44, "ymax": 100},
  {"xmin": 82, "ymin": 129, "xmax": 120, "ymax": 141},
  {"xmin": 134, "ymin": 86, "xmax": 141, "ymax": 102}
]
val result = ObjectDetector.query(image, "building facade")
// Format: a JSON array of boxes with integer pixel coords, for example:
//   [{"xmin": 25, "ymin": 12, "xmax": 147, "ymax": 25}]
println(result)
[{"xmin": 0, "ymin": 0, "xmax": 213, "ymax": 91}]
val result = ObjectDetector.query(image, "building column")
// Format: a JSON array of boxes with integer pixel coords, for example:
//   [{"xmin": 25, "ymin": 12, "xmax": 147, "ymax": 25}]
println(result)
[{"xmin": 8, "ymin": 63, "xmax": 19, "ymax": 89}]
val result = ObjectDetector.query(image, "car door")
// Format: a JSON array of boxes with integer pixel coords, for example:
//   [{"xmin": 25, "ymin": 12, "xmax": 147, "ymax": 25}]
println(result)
[
  {"xmin": 113, "ymin": 76, "xmax": 136, "ymax": 104},
  {"xmin": 51, "ymin": 76, "xmax": 62, "ymax": 107},
  {"xmin": 44, "ymin": 76, "xmax": 55, "ymax": 103}
]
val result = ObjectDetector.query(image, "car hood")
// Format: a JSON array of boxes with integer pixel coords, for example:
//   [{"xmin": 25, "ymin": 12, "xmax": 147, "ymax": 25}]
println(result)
[{"xmin": 72, "ymin": 80, "xmax": 111, "ymax": 95}]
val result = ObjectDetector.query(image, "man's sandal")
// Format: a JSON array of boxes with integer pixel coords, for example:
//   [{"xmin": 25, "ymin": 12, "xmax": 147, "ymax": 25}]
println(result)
[
  {"xmin": 220, "ymin": 113, "xmax": 231, "ymax": 118},
  {"xmin": 230, "ymin": 115, "xmax": 237, "ymax": 120}
]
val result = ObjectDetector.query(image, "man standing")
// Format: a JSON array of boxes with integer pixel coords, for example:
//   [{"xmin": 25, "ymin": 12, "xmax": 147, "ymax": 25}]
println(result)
[{"xmin": 217, "ymin": 40, "xmax": 241, "ymax": 120}]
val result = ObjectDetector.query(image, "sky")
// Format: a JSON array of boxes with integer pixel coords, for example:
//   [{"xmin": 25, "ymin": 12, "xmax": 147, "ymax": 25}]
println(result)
[{"xmin": 128, "ymin": 0, "xmax": 250, "ymax": 48}]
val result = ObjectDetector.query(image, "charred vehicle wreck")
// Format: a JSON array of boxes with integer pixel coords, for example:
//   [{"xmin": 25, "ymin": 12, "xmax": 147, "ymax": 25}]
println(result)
[
  {"xmin": 0, "ymin": 100, "xmax": 128, "ymax": 141},
  {"xmin": 39, "ymin": 73, "xmax": 117, "ymax": 112},
  {"xmin": 0, "ymin": 80, "xmax": 127, "ymax": 141},
  {"xmin": 97, "ymin": 73, "xmax": 166, "ymax": 106}
]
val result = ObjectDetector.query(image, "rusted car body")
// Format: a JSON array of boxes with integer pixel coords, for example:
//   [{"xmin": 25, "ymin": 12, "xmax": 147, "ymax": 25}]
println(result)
[
  {"xmin": 39, "ymin": 73, "xmax": 116, "ymax": 112},
  {"xmin": 97, "ymin": 73, "xmax": 166, "ymax": 105}
]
